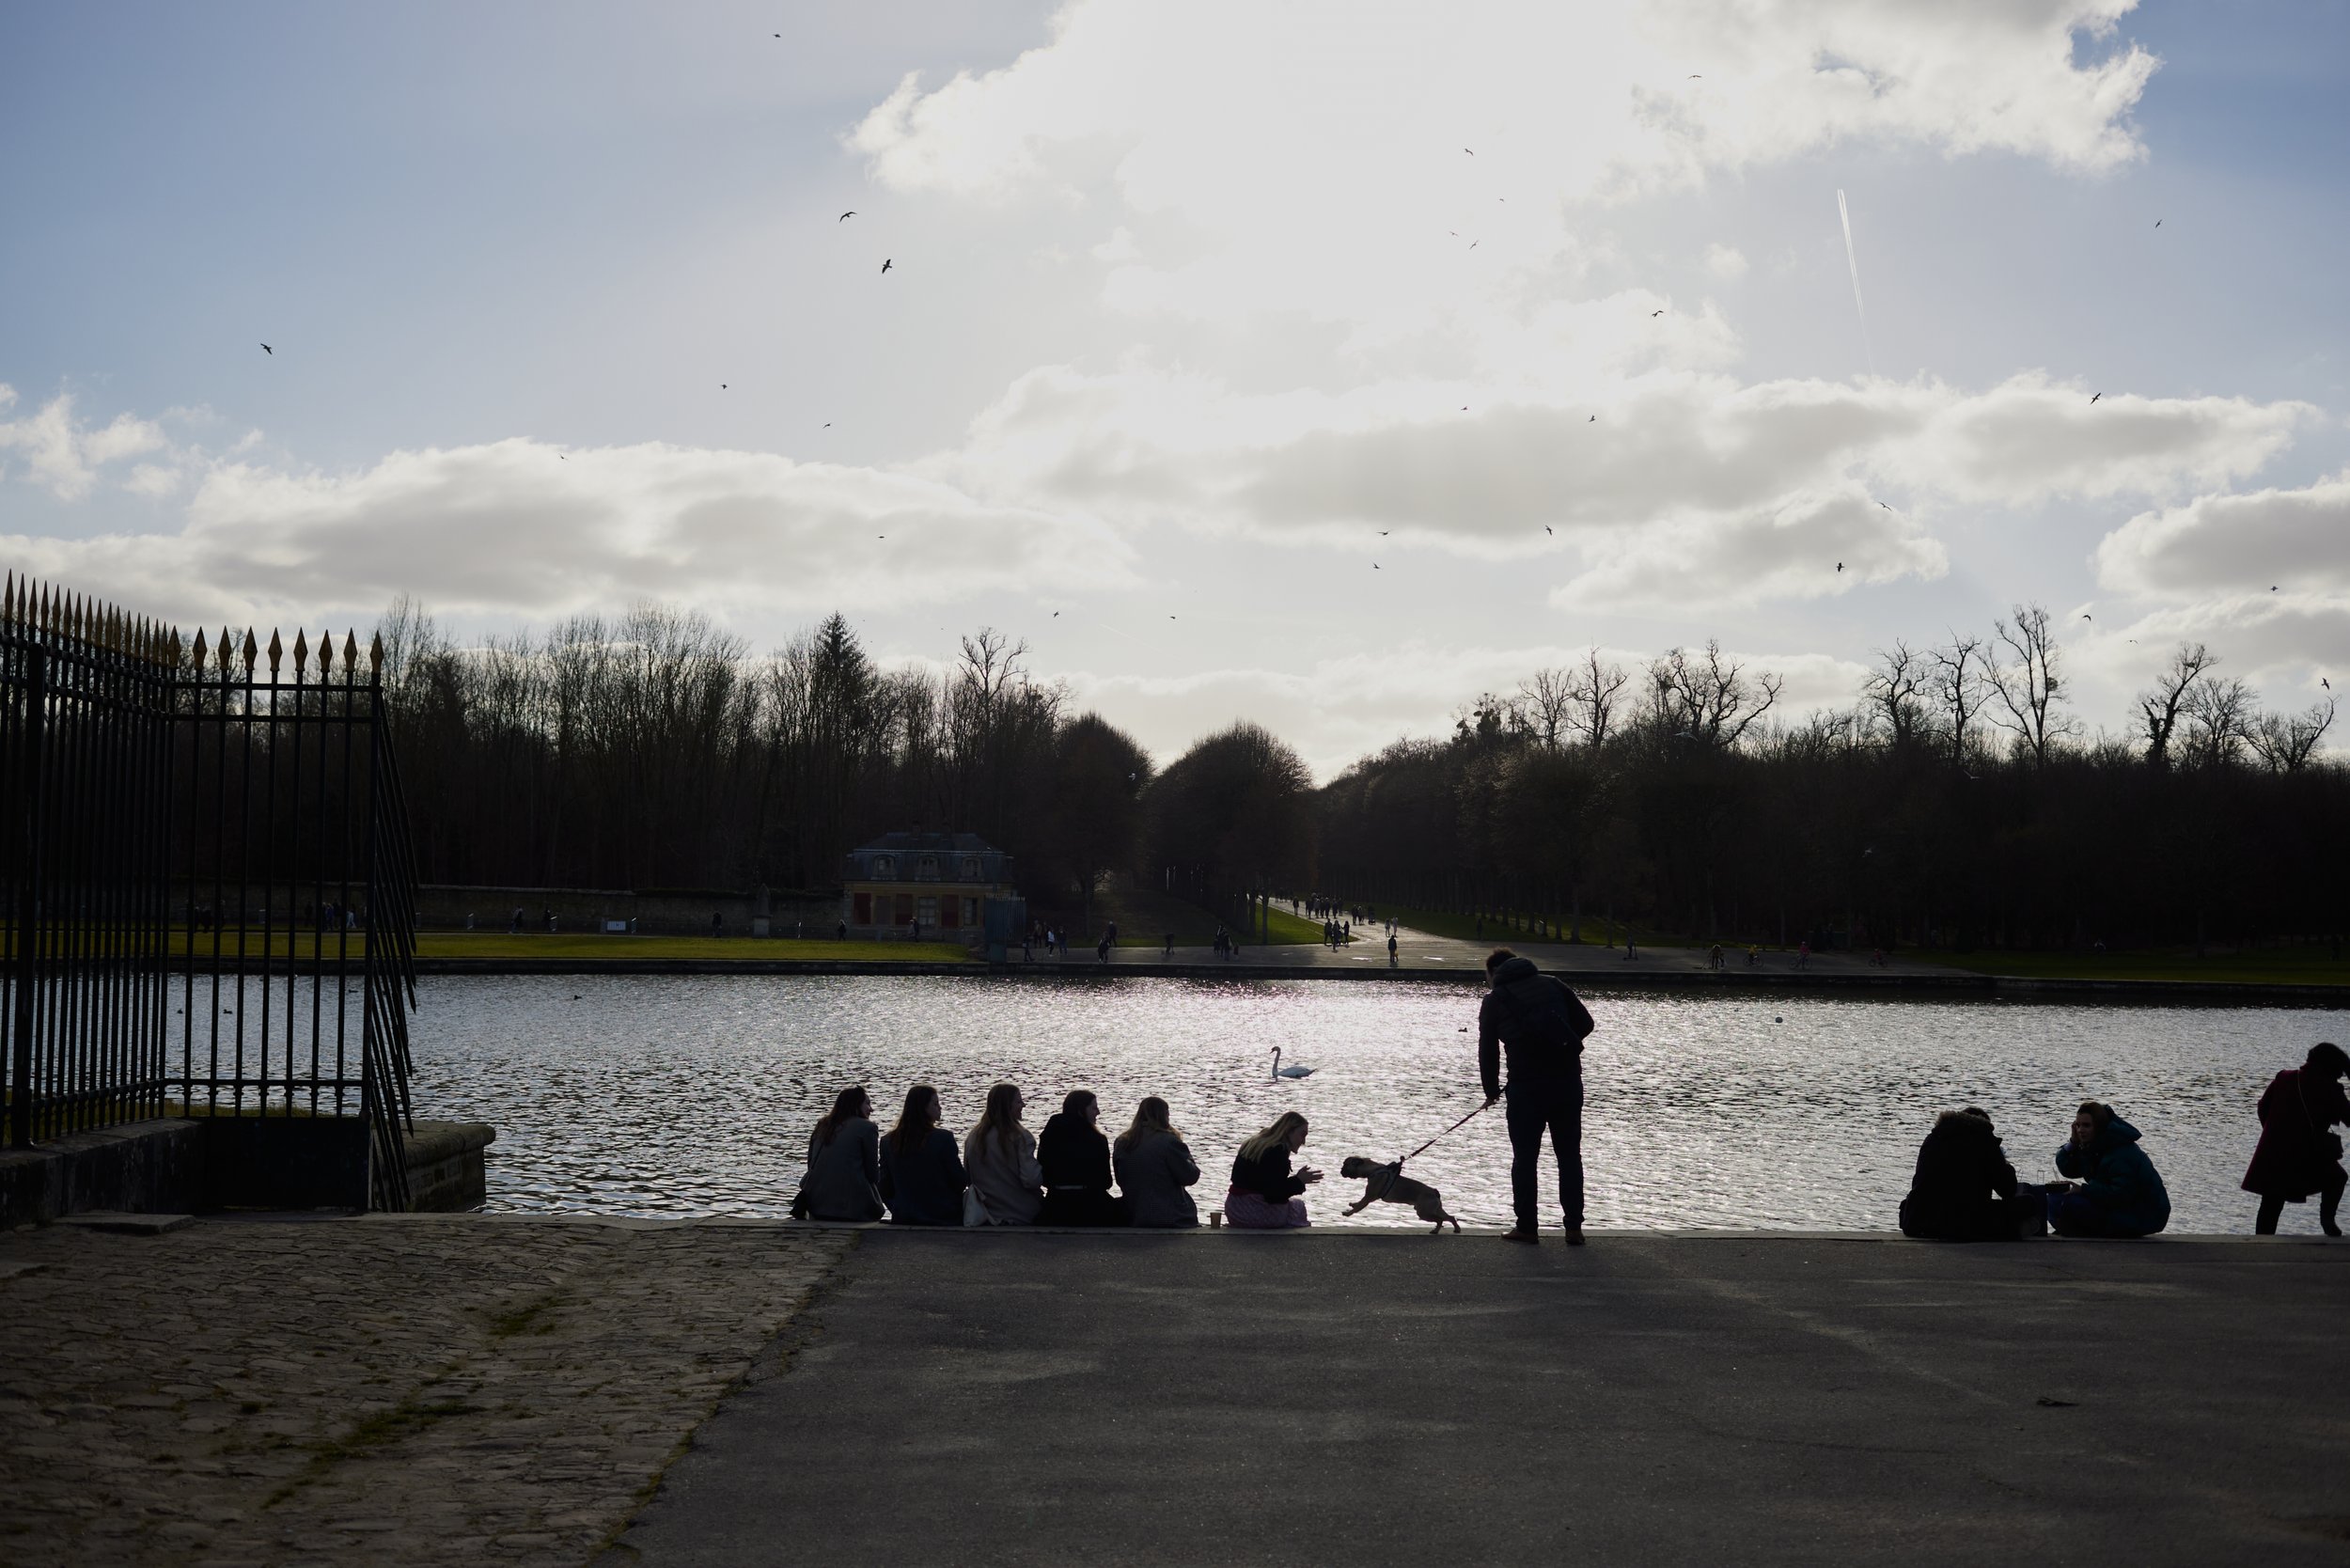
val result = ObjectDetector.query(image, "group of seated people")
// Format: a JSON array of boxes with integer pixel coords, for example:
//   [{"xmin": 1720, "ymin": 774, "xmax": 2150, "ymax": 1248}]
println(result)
[{"xmin": 791, "ymin": 1082, "xmax": 1324, "ymax": 1230}]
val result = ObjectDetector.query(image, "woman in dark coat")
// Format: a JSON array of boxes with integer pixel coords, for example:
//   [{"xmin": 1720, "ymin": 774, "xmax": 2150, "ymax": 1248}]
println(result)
[
  {"xmin": 794, "ymin": 1086, "xmax": 884, "ymax": 1222},
  {"xmin": 2242, "ymin": 1042, "xmax": 2350, "ymax": 1236},
  {"xmin": 2050, "ymin": 1101, "xmax": 2170, "ymax": 1238},
  {"xmin": 1225, "ymin": 1111, "xmax": 1321, "ymax": 1229},
  {"xmin": 1899, "ymin": 1107, "xmax": 2039, "ymax": 1241},
  {"xmin": 1037, "ymin": 1090, "xmax": 1128, "ymax": 1226},
  {"xmin": 879, "ymin": 1084, "xmax": 967, "ymax": 1227},
  {"xmin": 1113, "ymin": 1096, "xmax": 1201, "ymax": 1228}
]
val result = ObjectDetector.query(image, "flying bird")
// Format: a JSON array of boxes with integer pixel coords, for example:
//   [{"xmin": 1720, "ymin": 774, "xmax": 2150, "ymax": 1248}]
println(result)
[
  {"xmin": 2090, "ymin": 392, "xmax": 2102, "ymax": 404},
  {"xmin": 1464, "ymin": 148, "xmax": 1474, "ymax": 155},
  {"xmin": 2272, "ymin": 586, "xmax": 2280, "ymax": 592},
  {"xmin": 1373, "ymin": 563, "xmax": 1381, "ymax": 570},
  {"xmin": 259, "ymin": 343, "xmax": 274, "ymax": 355},
  {"xmin": 2080, "ymin": 613, "xmax": 2092, "ymax": 620},
  {"xmin": 838, "ymin": 211, "xmax": 856, "ymax": 221},
  {"xmin": 880, "ymin": 259, "xmax": 892, "ymax": 273},
  {"xmin": 2325, "ymin": 678, "xmax": 2332, "ymax": 690},
  {"xmin": 1588, "ymin": 415, "xmax": 1595, "ymax": 422},
  {"xmin": 1651, "ymin": 309, "xmax": 1665, "ymax": 317},
  {"xmin": 1544, "ymin": 525, "xmax": 1552, "ymax": 535},
  {"xmin": 2154, "ymin": 219, "xmax": 2162, "ymax": 227},
  {"xmin": 1378, "ymin": 530, "xmax": 1388, "ymax": 537},
  {"xmin": 822, "ymin": 422, "xmax": 831, "ymax": 428},
  {"xmin": 1836, "ymin": 562, "xmax": 1845, "ymax": 572},
  {"xmin": 1879, "ymin": 503, "xmax": 1891, "ymax": 510},
  {"xmin": 1053, "ymin": 611, "xmax": 1059, "ymax": 617},
  {"xmin": 1688, "ymin": 73, "xmax": 1702, "ymax": 79},
  {"xmin": 720, "ymin": 384, "xmax": 728, "ymax": 389}
]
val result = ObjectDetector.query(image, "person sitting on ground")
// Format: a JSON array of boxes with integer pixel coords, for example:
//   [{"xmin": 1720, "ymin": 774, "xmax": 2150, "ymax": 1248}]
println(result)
[
  {"xmin": 963, "ymin": 1082, "xmax": 1044, "ymax": 1226},
  {"xmin": 1038, "ymin": 1089, "xmax": 1128, "ymax": 1226},
  {"xmin": 878, "ymin": 1084, "xmax": 966, "ymax": 1227},
  {"xmin": 1898, "ymin": 1106, "xmax": 2042, "ymax": 1241},
  {"xmin": 1225, "ymin": 1111, "xmax": 1321, "ymax": 1229},
  {"xmin": 2049, "ymin": 1101, "xmax": 2170, "ymax": 1238},
  {"xmin": 1114, "ymin": 1096, "xmax": 1200, "ymax": 1228},
  {"xmin": 794, "ymin": 1086, "xmax": 884, "ymax": 1222},
  {"xmin": 2242, "ymin": 1042, "xmax": 2350, "ymax": 1237}
]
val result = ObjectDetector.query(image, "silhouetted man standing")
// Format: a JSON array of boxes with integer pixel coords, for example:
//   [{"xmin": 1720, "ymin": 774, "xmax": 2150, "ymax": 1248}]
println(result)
[{"xmin": 1480, "ymin": 947, "xmax": 1595, "ymax": 1246}]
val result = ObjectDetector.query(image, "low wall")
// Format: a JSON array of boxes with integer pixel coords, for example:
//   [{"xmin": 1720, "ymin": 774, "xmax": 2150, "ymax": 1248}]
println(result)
[{"xmin": 0, "ymin": 1116, "xmax": 496, "ymax": 1227}]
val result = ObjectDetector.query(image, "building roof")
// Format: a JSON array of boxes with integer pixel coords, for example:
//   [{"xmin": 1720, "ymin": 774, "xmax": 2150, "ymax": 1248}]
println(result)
[{"xmin": 853, "ymin": 831, "xmax": 999, "ymax": 854}]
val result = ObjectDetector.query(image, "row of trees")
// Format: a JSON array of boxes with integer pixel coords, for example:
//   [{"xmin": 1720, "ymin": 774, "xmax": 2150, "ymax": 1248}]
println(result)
[{"xmin": 378, "ymin": 597, "xmax": 2342, "ymax": 952}]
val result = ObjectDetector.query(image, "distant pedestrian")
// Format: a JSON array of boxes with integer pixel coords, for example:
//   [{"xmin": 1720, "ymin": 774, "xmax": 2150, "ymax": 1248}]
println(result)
[
  {"xmin": 712, "ymin": 911, "xmax": 722, "ymax": 938},
  {"xmin": 1096, "ymin": 930, "xmax": 1112, "ymax": 964},
  {"xmin": 793, "ymin": 1087, "xmax": 884, "ymax": 1223},
  {"xmin": 1023, "ymin": 930, "xmax": 1035, "ymax": 963},
  {"xmin": 836, "ymin": 919, "xmax": 847, "ymax": 940},
  {"xmin": 2048, "ymin": 1102, "xmax": 2170, "ymax": 1238},
  {"xmin": 963, "ymin": 1083, "xmax": 1044, "ymax": 1226},
  {"xmin": 1225, "ymin": 1111, "xmax": 1320, "ymax": 1229},
  {"xmin": 1162, "ymin": 932, "xmax": 1175, "ymax": 959},
  {"xmin": 1796, "ymin": 940, "xmax": 1810, "ymax": 970},
  {"xmin": 1115, "ymin": 1097, "xmax": 1201, "ymax": 1228},
  {"xmin": 543, "ymin": 905, "xmax": 556, "ymax": 933},
  {"xmin": 1387, "ymin": 933, "xmax": 1399, "ymax": 968},
  {"xmin": 509, "ymin": 906, "xmax": 523, "ymax": 934},
  {"xmin": 2243, "ymin": 1042, "xmax": 2349, "ymax": 1237},
  {"xmin": 880, "ymin": 1085, "xmax": 966, "ymax": 1227},
  {"xmin": 1480, "ymin": 948, "xmax": 1596, "ymax": 1246},
  {"xmin": 1038, "ymin": 1090, "xmax": 1127, "ymax": 1227}
]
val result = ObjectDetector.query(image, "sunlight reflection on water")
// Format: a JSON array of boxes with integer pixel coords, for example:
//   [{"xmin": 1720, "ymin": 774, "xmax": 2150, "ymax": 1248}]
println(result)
[{"xmin": 406, "ymin": 975, "xmax": 2338, "ymax": 1231}]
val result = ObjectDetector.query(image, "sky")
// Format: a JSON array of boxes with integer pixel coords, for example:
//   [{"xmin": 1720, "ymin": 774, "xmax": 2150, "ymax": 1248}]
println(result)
[{"xmin": 4, "ymin": 0, "xmax": 2346, "ymax": 776}]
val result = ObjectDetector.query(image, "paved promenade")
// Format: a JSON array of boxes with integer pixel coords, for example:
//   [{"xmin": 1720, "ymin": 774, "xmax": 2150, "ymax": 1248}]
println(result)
[
  {"xmin": 0, "ymin": 1215, "xmax": 846, "ymax": 1567},
  {"xmin": 616, "ymin": 1229, "xmax": 2350, "ymax": 1568}
]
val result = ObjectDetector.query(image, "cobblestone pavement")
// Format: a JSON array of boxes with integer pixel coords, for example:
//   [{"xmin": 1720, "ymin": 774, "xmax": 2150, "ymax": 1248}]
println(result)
[{"xmin": 0, "ymin": 1215, "xmax": 851, "ymax": 1567}]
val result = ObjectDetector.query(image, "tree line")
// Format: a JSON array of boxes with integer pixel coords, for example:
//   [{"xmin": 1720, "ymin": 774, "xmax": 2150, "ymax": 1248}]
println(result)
[{"xmin": 378, "ymin": 599, "xmax": 2342, "ymax": 952}]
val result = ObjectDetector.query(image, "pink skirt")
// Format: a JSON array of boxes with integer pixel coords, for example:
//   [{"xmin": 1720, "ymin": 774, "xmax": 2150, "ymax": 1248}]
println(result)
[{"xmin": 1223, "ymin": 1186, "xmax": 1310, "ymax": 1229}]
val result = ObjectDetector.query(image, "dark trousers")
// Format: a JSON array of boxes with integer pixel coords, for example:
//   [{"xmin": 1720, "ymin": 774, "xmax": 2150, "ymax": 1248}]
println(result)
[
  {"xmin": 2255, "ymin": 1168, "xmax": 2346, "ymax": 1234},
  {"xmin": 1506, "ymin": 1075, "xmax": 1583, "ymax": 1230}
]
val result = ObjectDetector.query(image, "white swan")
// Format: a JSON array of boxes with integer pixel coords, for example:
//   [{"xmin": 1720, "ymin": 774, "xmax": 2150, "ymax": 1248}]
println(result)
[{"xmin": 1271, "ymin": 1047, "xmax": 1316, "ymax": 1080}]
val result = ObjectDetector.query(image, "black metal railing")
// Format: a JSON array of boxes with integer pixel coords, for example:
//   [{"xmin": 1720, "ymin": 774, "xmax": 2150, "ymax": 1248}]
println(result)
[{"xmin": 2, "ymin": 574, "xmax": 421, "ymax": 1208}]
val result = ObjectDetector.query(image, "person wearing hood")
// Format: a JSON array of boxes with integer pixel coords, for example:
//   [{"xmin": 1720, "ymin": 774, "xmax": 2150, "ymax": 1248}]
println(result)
[
  {"xmin": 2241, "ymin": 1042, "xmax": 2350, "ymax": 1237},
  {"xmin": 1479, "ymin": 947, "xmax": 1597, "ymax": 1246},
  {"xmin": 1038, "ymin": 1089, "xmax": 1128, "ymax": 1226},
  {"xmin": 2049, "ymin": 1101, "xmax": 2170, "ymax": 1238},
  {"xmin": 1899, "ymin": 1107, "xmax": 2041, "ymax": 1241}
]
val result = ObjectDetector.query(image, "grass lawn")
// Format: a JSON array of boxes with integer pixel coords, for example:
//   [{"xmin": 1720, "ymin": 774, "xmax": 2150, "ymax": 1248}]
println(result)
[
  {"xmin": 1925, "ymin": 943, "xmax": 2349, "ymax": 987},
  {"xmin": 1089, "ymin": 881, "xmax": 1324, "ymax": 948},
  {"xmin": 1366, "ymin": 903, "xmax": 1658, "ymax": 949}
]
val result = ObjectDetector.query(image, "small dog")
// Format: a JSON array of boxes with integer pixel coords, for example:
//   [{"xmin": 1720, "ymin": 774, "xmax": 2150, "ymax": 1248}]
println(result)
[{"xmin": 1340, "ymin": 1156, "xmax": 1460, "ymax": 1233}]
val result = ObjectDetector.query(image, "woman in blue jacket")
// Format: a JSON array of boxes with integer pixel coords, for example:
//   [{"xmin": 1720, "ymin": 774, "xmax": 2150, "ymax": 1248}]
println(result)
[{"xmin": 2050, "ymin": 1101, "xmax": 2170, "ymax": 1238}]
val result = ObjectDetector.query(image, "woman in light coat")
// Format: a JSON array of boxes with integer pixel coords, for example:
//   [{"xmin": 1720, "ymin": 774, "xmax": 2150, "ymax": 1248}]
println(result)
[
  {"xmin": 964, "ymin": 1081, "xmax": 1044, "ymax": 1225},
  {"xmin": 1113, "ymin": 1096, "xmax": 1201, "ymax": 1228}
]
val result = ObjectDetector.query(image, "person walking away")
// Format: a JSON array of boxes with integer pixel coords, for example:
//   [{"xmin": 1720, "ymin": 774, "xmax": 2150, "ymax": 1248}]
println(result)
[
  {"xmin": 1387, "ymin": 932, "xmax": 1400, "ymax": 969},
  {"xmin": 793, "ymin": 1087, "xmax": 884, "ymax": 1222},
  {"xmin": 1796, "ymin": 939, "xmax": 1810, "ymax": 970},
  {"xmin": 1115, "ymin": 1097, "xmax": 1201, "ymax": 1228},
  {"xmin": 1225, "ymin": 1111, "xmax": 1320, "ymax": 1228},
  {"xmin": 1480, "ymin": 947, "xmax": 1596, "ymax": 1246},
  {"xmin": 1096, "ymin": 929, "xmax": 1112, "ymax": 964},
  {"xmin": 879, "ymin": 1085, "xmax": 966, "ymax": 1226},
  {"xmin": 963, "ymin": 1083, "xmax": 1044, "ymax": 1225},
  {"xmin": 1898, "ymin": 1107, "xmax": 2043, "ymax": 1240},
  {"xmin": 1162, "ymin": 931, "xmax": 1175, "ymax": 960},
  {"xmin": 2243, "ymin": 1042, "xmax": 2350, "ymax": 1236},
  {"xmin": 1038, "ymin": 1090, "xmax": 1127, "ymax": 1226},
  {"xmin": 2048, "ymin": 1102, "xmax": 2170, "ymax": 1237}
]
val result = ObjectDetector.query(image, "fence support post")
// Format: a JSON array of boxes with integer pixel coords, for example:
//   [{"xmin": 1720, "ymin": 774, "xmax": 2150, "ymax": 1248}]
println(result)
[{"xmin": 9, "ymin": 645, "xmax": 46, "ymax": 1148}]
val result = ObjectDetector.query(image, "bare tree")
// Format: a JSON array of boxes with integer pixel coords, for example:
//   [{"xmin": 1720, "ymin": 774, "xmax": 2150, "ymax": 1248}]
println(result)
[
  {"xmin": 1642, "ymin": 640, "xmax": 1782, "ymax": 748},
  {"xmin": 2182, "ymin": 675, "xmax": 2256, "ymax": 769},
  {"xmin": 2247, "ymin": 696, "xmax": 2338, "ymax": 773},
  {"xmin": 1568, "ymin": 647, "xmax": 1631, "ymax": 747},
  {"xmin": 1988, "ymin": 604, "xmax": 2076, "ymax": 768},
  {"xmin": 1928, "ymin": 635, "xmax": 1988, "ymax": 765},
  {"xmin": 2136, "ymin": 642, "xmax": 2216, "ymax": 770},
  {"xmin": 1861, "ymin": 640, "xmax": 1933, "ymax": 750},
  {"xmin": 1518, "ymin": 666, "xmax": 1575, "ymax": 750}
]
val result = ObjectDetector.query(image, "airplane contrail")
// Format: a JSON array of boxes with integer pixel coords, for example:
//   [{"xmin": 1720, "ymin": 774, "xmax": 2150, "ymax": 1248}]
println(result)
[{"xmin": 1837, "ymin": 188, "xmax": 1878, "ymax": 378}]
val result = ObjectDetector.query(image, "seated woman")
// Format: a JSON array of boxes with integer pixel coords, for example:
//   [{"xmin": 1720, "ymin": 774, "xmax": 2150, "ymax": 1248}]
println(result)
[
  {"xmin": 1898, "ymin": 1106, "xmax": 2041, "ymax": 1241},
  {"xmin": 879, "ymin": 1084, "xmax": 966, "ymax": 1227},
  {"xmin": 963, "ymin": 1082, "xmax": 1044, "ymax": 1226},
  {"xmin": 795, "ymin": 1086, "xmax": 884, "ymax": 1222},
  {"xmin": 1114, "ymin": 1096, "xmax": 1201, "ymax": 1229},
  {"xmin": 2243, "ymin": 1042, "xmax": 2350, "ymax": 1236},
  {"xmin": 2050, "ymin": 1101, "xmax": 2171, "ymax": 1238},
  {"xmin": 1037, "ymin": 1090, "xmax": 1128, "ymax": 1226},
  {"xmin": 1225, "ymin": 1111, "xmax": 1322, "ymax": 1229}
]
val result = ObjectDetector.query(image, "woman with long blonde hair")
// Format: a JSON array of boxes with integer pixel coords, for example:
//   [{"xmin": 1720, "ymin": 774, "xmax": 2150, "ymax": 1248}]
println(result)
[
  {"xmin": 1114, "ymin": 1095, "xmax": 1200, "ymax": 1229},
  {"xmin": 1226, "ymin": 1110, "xmax": 1320, "ymax": 1229},
  {"xmin": 963, "ymin": 1082, "xmax": 1044, "ymax": 1225}
]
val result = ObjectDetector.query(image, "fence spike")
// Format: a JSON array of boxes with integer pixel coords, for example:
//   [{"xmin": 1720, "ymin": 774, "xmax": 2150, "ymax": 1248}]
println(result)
[
  {"xmin": 319, "ymin": 629, "xmax": 335, "ymax": 673},
  {"xmin": 217, "ymin": 626, "xmax": 234, "ymax": 671},
  {"xmin": 191, "ymin": 627, "xmax": 208, "ymax": 667},
  {"xmin": 165, "ymin": 627, "xmax": 182, "ymax": 667},
  {"xmin": 344, "ymin": 630, "xmax": 359, "ymax": 669},
  {"xmin": 369, "ymin": 631, "xmax": 384, "ymax": 673},
  {"xmin": 2, "ymin": 571, "xmax": 13, "ymax": 623},
  {"xmin": 292, "ymin": 628, "xmax": 309, "ymax": 672},
  {"xmin": 267, "ymin": 628, "xmax": 283, "ymax": 675},
  {"xmin": 240, "ymin": 628, "xmax": 258, "ymax": 670}
]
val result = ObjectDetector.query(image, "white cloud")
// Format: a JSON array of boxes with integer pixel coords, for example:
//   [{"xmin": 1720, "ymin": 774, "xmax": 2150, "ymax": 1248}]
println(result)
[
  {"xmin": 1, "ymin": 437, "xmax": 1136, "ymax": 629},
  {"xmin": 0, "ymin": 387, "xmax": 171, "ymax": 501},
  {"xmin": 2095, "ymin": 471, "xmax": 2350, "ymax": 599},
  {"xmin": 1703, "ymin": 243, "xmax": 1749, "ymax": 281}
]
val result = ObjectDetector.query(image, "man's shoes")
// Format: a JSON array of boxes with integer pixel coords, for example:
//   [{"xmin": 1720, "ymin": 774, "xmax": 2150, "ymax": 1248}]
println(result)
[
  {"xmin": 1500, "ymin": 1227, "xmax": 1539, "ymax": 1246},
  {"xmin": 1562, "ymin": 1224, "xmax": 1587, "ymax": 1246}
]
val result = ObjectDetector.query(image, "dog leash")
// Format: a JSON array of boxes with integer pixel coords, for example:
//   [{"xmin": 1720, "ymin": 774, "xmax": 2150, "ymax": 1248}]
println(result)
[{"xmin": 1396, "ymin": 1100, "xmax": 1492, "ymax": 1168}]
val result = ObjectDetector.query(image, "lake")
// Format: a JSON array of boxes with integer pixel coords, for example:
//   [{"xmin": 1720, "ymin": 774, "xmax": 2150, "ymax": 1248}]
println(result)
[{"xmin": 406, "ymin": 974, "xmax": 2340, "ymax": 1232}]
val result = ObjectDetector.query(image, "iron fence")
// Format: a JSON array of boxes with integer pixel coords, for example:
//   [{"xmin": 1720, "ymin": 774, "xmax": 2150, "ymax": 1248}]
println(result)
[{"xmin": 2, "ymin": 573, "xmax": 422, "ymax": 1208}]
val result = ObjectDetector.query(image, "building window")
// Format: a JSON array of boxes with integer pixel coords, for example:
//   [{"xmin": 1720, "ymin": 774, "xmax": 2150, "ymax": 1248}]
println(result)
[
  {"xmin": 916, "ymin": 896, "xmax": 939, "ymax": 929},
  {"xmin": 960, "ymin": 856, "xmax": 980, "ymax": 881},
  {"xmin": 962, "ymin": 897, "xmax": 979, "ymax": 926},
  {"xmin": 872, "ymin": 855, "xmax": 896, "ymax": 880},
  {"xmin": 917, "ymin": 855, "xmax": 940, "ymax": 881},
  {"xmin": 940, "ymin": 896, "xmax": 961, "ymax": 929}
]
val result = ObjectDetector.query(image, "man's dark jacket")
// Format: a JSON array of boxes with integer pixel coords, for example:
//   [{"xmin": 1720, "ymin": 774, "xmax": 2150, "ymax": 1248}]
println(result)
[{"xmin": 1478, "ymin": 956, "xmax": 1595, "ymax": 1099}]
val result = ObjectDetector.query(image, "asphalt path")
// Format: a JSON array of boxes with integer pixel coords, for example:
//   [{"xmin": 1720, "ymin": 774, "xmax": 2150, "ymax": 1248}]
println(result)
[{"xmin": 606, "ymin": 1230, "xmax": 2350, "ymax": 1567}]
